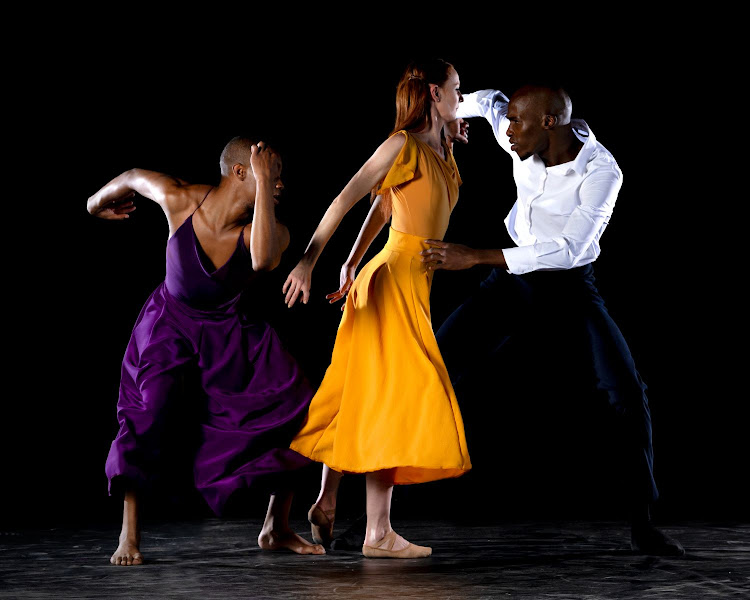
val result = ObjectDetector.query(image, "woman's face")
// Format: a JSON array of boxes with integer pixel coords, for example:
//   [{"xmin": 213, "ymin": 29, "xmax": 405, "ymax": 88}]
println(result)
[{"xmin": 435, "ymin": 67, "xmax": 463, "ymax": 122}]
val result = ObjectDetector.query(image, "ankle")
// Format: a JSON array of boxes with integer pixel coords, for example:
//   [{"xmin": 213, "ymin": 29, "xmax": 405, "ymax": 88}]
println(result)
[
  {"xmin": 629, "ymin": 505, "xmax": 651, "ymax": 527},
  {"xmin": 365, "ymin": 523, "xmax": 392, "ymax": 545},
  {"xmin": 314, "ymin": 496, "xmax": 337, "ymax": 513},
  {"xmin": 119, "ymin": 529, "xmax": 139, "ymax": 544}
]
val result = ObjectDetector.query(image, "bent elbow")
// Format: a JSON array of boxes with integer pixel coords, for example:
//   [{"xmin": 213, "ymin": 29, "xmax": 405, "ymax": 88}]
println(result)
[
  {"xmin": 252, "ymin": 254, "xmax": 281, "ymax": 272},
  {"xmin": 559, "ymin": 238, "xmax": 589, "ymax": 269},
  {"xmin": 252, "ymin": 258, "xmax": 274, "ymax": 272}
]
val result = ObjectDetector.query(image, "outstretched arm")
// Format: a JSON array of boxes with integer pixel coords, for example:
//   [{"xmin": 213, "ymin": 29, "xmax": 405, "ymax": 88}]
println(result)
[
  {"xmin": 326, "ymin": 194, "xmax": 390, "ymax": 309},
  {"xmin": 282, "ymin": 133, "xmax": 406, "ymax": 307},
  {"xmin": 87, "ymin": 169, "xmax": 193, "ymax": 228},
  {"xmin": 421, "ymin": 241, "xmax": 508, "ymax": 271}
]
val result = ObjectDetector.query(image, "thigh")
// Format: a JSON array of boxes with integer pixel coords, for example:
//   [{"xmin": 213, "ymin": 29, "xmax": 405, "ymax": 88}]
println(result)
[{"xmin": 575, "ymin": 281, "xmax": 647, "ymax": 404}]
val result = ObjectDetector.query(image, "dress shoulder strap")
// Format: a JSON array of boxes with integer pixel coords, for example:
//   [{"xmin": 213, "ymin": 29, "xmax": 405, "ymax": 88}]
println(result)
[{"xmin": 191, "ymin": 186, "xmax": 214, "ymax": 216}]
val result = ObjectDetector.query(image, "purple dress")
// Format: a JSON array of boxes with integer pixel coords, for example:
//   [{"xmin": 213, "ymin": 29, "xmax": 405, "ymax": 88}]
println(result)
[{"xmin": 105, "ymin": 192, "xmax": 311, "ymax": 515}]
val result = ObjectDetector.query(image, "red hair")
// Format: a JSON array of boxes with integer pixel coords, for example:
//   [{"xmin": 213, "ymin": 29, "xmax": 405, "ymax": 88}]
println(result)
[{"xmin": 374, "ymin": 58, "xmax": 455, "ymax": 217}]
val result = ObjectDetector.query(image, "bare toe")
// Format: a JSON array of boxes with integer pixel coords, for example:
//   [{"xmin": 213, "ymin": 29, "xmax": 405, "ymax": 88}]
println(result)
[
  {"xmin": 259, "ymin": 529, "xmax": 327, "ymax": 555},
  {"xmin": 111, "ymin": 541, "xmax": 143, "ymax": 566}
]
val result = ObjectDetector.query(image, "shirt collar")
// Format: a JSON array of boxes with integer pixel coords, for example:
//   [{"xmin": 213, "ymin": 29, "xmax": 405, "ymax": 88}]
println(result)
[
  {"xmin": 542, "ymin": 119, "xmax": 596, "ymax": 176},
  {"xmin": 520, "ymin": 120, "xmax": 598, "ymax": 177}
]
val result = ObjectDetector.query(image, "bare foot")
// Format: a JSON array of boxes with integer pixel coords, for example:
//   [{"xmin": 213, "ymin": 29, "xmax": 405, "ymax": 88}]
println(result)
[
  {"xmin": 258, "ymin": 529, "xmax": 326, "ymax": 555},
  {"xmin": 110, "ymin": 538, "xmax": 143, "ymax": 566}
]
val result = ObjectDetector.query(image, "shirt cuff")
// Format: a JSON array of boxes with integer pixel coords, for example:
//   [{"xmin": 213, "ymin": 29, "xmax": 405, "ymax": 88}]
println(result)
[{"xmin": 503, "ymin": 245, "xmax": 537, "ymax": 275}]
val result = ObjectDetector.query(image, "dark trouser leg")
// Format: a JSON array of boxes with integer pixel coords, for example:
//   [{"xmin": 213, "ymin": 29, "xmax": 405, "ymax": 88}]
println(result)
[
  {"xmin": 436, "ymin": 268, "xmax": 531, "ymax": 387},
  {"xmin": 575, "ymin": 272, "xmax": 658, "ymax": 512}
]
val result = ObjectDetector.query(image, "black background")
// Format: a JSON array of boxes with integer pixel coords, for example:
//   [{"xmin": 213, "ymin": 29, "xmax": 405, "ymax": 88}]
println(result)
[{"xmin": 5, "ymin": 26, "xmax": 745, "ymax": 530}]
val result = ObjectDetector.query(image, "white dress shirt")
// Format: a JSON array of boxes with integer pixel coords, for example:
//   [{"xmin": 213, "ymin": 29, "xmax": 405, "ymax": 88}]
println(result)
[{"xmin": 457, "ymin": 90, "xmax": 623, "ymax": 274}]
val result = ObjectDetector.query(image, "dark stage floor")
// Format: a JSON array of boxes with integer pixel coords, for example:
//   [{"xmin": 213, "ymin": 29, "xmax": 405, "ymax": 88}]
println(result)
[{"xmin": 1, "ymin": 519, "xmax": 748, "ymax": 599}]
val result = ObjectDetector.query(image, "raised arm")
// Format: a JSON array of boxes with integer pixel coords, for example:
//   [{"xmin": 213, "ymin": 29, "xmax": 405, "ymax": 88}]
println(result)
[
  {"xmin": 87, "ymin": 168, "xmax": 194, "ymax": 232},
  {"xmin": 325, "ymin": 194, "xmax": 390, "ymax": 309},
  {"xmin": 282, "ymin": 133, "xmax": 406, "ymax": 307},
  {"xmin": 248, "ymin": 144, "xmax": 286, "ymax": 271},
  {"xmin": 457, "ymin": 90, "xmax": 514, "ymax": 155}
]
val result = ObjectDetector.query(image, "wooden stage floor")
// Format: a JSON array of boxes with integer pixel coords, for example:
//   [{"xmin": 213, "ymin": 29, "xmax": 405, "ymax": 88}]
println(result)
[{"xmin": 1, "ymin": 519, "xmax": 748, "ymax": 599}]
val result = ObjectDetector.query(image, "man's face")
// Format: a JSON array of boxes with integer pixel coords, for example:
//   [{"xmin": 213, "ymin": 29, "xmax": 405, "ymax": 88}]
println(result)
[
  {"xmin": 272, "ymin": 173, "xmax": 284, "ymax": 205},
  {"xmin": 505, "ymin": 95, "xmax": 547, "ymax": 161}
]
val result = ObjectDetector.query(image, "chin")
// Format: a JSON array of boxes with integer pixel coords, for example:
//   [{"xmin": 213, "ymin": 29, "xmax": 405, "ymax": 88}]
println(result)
[{"xmin": 516, "ymin": 150, "xmax": 533, "ymax": 161}]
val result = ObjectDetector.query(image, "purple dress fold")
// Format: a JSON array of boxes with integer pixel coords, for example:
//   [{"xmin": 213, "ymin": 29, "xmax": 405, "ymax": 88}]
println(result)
[{"xmin": 105, "ymin": 208, "xmax": 312, "ymax": 515}]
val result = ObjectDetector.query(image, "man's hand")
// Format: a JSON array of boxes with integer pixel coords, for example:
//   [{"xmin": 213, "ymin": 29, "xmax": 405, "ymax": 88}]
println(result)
[
  {"xmin": 250, "ymin": 141, "xmax": 282, "ymax": 182},
  {"xmin": 445, "ymin": 118, "xmax": 469, "ymax": 145},
  {"xmin": 326, "ymin": 263, "xmax": 357, "ymax": 311},
  {"xmin": 88, "ymin": 191, "xmax": 137, "ymax": 220},
  {"xmin": 420, "ymin": 240, "xmax": 477, "ymax": 271}
]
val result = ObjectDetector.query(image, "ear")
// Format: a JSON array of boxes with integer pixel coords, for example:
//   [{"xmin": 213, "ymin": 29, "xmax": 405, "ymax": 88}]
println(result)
[
  {"xmin": 429, "ymin": 83, "xmax": 440, "ymax": 102},
  {"xmin": 542, "ymin": 114, "xmax": 558, "ymax": 129},
  {"xmin": 232, "ymin": 163, "xmax": 247, "ymax": 180}
]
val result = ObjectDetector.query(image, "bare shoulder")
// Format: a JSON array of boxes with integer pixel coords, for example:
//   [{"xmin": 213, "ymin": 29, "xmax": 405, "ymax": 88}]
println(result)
[
  {"xmin": 165, "ymin": 182, "xmax": 213, "ymax": 217},
  {"xmin": 379, "ymin": 131, "xmax": 408, "ymax": 154},
  {"xmin": 367, "ymin": 132, "xmax": 407, "ymax": 169},
  {"xmin": 164, "ymin": 183, "xmax": 214, "ymax": 234}
]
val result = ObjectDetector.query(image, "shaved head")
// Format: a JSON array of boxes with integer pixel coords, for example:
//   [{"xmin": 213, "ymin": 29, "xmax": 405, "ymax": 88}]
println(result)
[
  {"xmin": 220, "ymin": 136, "xmax": 256, "ymax": 177},
  {"xmin": 510, "ymin": 85, "xmax": 573, "ymax": 127}
]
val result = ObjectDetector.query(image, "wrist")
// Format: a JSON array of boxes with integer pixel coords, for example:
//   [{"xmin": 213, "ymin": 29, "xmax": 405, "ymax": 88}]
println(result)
[
  {"xmin": 469, "ymin": 248, "xmax": 483, "ymax": 267},
  {"xmin": 299, "ymin": 253, "xmax": 317, "ymax": 269},
  {"xmin": 254, "ymin": 173, "xmax": 276, "ymax": 185}
]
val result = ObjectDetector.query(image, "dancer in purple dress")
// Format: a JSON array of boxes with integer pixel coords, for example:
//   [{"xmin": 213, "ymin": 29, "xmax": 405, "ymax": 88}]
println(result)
[{"xmin": 88, "ymin": 137, "xmax": 325, "ymax": 565}]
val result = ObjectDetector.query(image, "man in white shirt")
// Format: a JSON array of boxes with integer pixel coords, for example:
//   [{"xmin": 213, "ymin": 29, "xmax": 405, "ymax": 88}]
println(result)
[{"xmin": 422, "ymin": 85, "xmax": 684, "ymax": 556}]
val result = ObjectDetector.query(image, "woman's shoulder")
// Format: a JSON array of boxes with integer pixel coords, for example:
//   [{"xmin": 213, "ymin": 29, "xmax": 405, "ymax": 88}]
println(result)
[{"xmin": 383, "ymin": 130, "xmax": 410, "ymax": 150}]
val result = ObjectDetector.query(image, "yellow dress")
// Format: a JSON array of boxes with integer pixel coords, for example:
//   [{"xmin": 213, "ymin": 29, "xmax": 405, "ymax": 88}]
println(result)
[{"xmin": 290, "ymin": 130, "xmax": 472, "ymax": 484}]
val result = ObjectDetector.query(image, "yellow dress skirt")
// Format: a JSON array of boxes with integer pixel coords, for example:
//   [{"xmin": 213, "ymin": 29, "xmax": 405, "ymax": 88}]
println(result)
[{"xmin": 291, "ymin": 131, "xmax": 472, "ymax": 484}]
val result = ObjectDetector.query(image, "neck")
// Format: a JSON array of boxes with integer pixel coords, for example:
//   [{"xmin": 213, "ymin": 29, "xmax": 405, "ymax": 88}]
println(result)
[
  {"xmin": 538, "ymin": 125, "xmax": 583, "ymax": 168},
  {"xmin": 412, "ymin": 109, "xmax": 445, "ymax": 150},
  {"xmin": 200, "ymin": 179, "xmax": 252, "ymax": 232}
]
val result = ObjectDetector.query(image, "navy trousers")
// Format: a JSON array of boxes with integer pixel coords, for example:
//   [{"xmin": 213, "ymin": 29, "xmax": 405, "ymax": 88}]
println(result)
[{"xmin": 435, "ymin": 264, "xmax": 658, "ymax": 510}]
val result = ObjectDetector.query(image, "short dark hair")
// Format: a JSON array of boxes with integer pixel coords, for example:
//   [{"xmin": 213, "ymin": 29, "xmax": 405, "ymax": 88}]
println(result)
[{"xmin": 219, "ymin": 136, "xmax": 256, "ymax": 177}]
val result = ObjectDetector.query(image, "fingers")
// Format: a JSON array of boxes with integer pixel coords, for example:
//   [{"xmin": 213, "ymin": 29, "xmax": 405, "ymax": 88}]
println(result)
[
  {"xmin": 284, "ymin": 281, "xmax": 299, "ymax": 307},
  {"xmin": 423, "ymin": 239, "xmax": 445, "ymax": 248},
  {"xmin": 114, "ymin": 204, "xmax": 136, "ymax": 215},
  {"xmin": 420, "ymin": 247, "xmax": 445, "ymax": 261},
  {"xmin": 326, "ymin": 282, "xmax": 350, "ymax": 303},
  {"xmin": 282, "ymin": 276, "xmax": 291, "ymax": 294},
  {"xmin": 284, "ymin": 279, "xmax": 309, "ymax": 308}
]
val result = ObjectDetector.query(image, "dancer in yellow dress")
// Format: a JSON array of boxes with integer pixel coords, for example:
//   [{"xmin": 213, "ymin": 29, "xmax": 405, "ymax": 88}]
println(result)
[{"xmin": 283, "ymin": 58, "xmax": 471, "ymax": 558}]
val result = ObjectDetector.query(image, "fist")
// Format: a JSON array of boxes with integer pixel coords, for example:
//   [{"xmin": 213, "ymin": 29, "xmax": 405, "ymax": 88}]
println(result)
[
  {"xmin": 445, "ymin": 119, "xmax": 469, "ymax": 145},
  {"xmin": 250, "ymin": 141, "xmax": 282, "ymax": 181}
]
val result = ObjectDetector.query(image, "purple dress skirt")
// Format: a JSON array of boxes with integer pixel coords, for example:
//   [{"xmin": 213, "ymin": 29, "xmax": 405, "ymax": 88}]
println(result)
[{"xmin": 104, "ymin": 199, "xmax": 312, "ymax": 515}]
